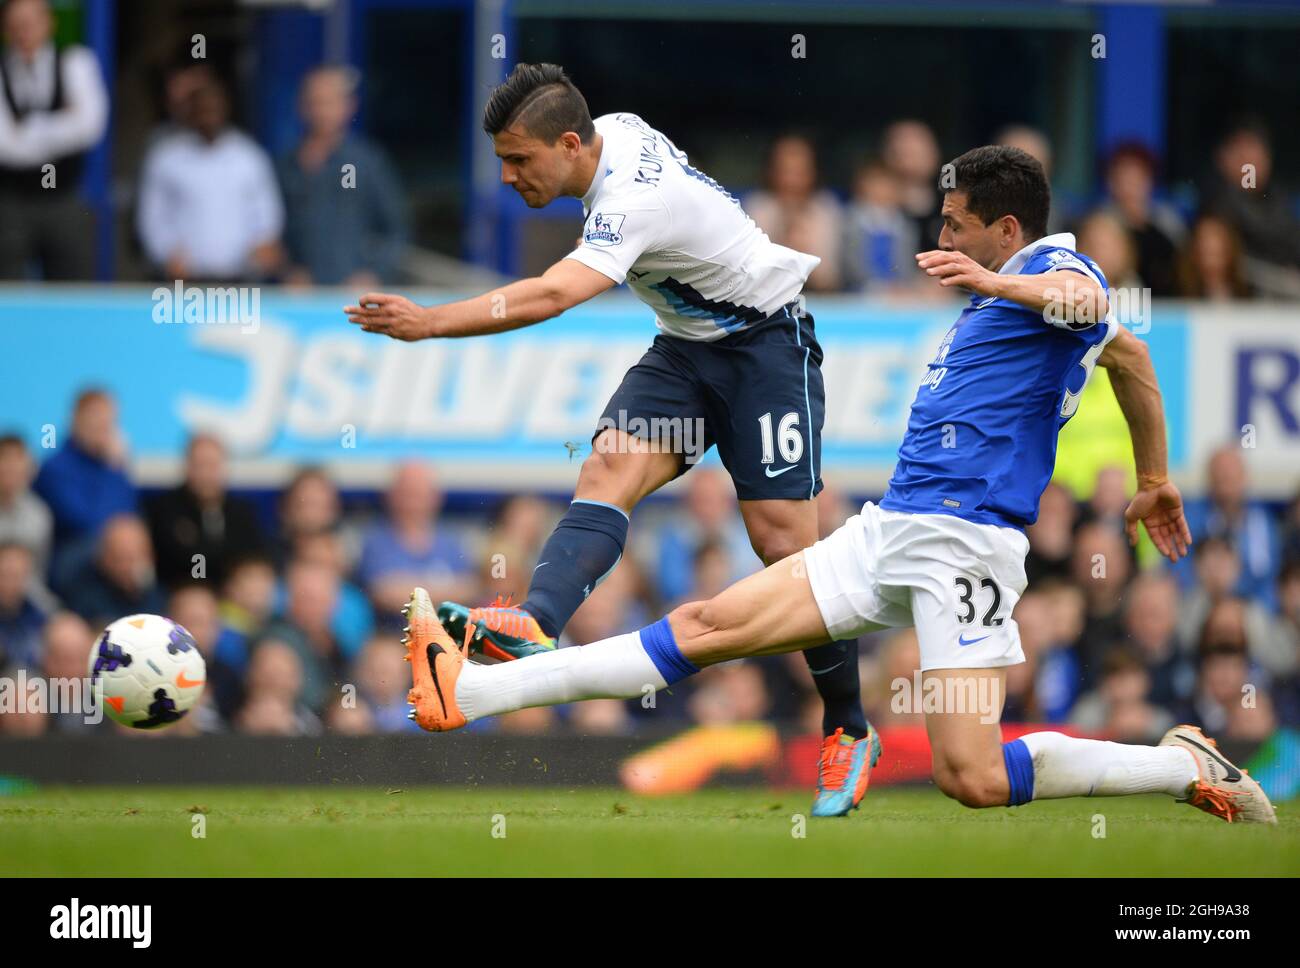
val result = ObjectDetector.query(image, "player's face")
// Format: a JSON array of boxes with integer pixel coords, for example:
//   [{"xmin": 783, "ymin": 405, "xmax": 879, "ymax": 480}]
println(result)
[
  {"xmin": 939, "ymin": 191, "xmax": 1005, "ymax": 270},
  {"xmin": 493, "ymin": 127, "xmax": 575, "ymax": 208}
]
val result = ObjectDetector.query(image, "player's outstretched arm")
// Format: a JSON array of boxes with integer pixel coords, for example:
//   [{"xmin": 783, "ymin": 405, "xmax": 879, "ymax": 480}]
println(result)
[
  {"xmin": 916, "ymin": 250, "xmax": 1108, "ymax": 328},
  {"xmin": 344, "ymin": 259, "xmax": 616, "ymax": 341},
  {"xmin": 1098, "ymin": 325, "xmax": 1193, "ymax": 563}
]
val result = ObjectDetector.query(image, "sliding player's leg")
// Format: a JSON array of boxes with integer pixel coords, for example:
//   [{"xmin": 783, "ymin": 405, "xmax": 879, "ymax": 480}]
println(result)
[
  {"xmin": 405, "ymin": 547, "xmax": 834, "ymax": 730},
  {"xmin": 739, "ymin": 497, "xmax": 876, "ymax": 816},
  {"xmin": 437, "ymin": 428, "xmax": 680, "ymax": 661},
  {"xmin": 910, "ymin": 570, "xmax": 1277, "ymax": 824}
]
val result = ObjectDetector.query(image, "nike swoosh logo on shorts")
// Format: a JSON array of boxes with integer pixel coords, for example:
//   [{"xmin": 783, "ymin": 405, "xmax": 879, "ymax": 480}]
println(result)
[
  {"xmin": 957, "ymin": 633, "xmax": 989, "ymax": 646},
  {"xmin": 765, "ymin": 465, "xmax": 796, "ymax": 478}
]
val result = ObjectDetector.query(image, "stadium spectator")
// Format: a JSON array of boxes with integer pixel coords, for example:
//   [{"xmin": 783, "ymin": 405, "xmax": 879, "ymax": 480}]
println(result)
[
  {"xmin": 841, "ymin": 158, "xmax": 919, "ymax": 293},
  {"xmin": 1081, "ymin": 465, "xmax": 1133, "ymax": 539},
  {"xmin": 1201, "ymin": 121, "xmax": 1300, "ymax": 295},
  {"xmin": 1183, "ymin": 646, "xmax": 1252, "ymax": 737},
  {"xmin": 278, "ymin": 65, "xmax": 407, "ymax": 287},
  {"xmin": 1025, "ymin": 481, "xmax": 1077, "ymax": 585},
  {"xmin": 38, "ymin": 609, "xmax": 96, "ymax": 734},
  {"xmin": 0, "ymin": 0, "xmax": 108, "ymax": 280},
  {"xmin": 1099, "ymin": 142, "xmax": 1185, "ymax": 297},
  {"xmin": 1181, "ymin": 446, "xmax": 1280, "ymax": 608},
  {"xmin": 168, "ymin": 583, "xmax": 243, "ymax": 724},
  {"xmin": 1069, "ymin": 649, "xmax": 1174, "ymax": 743},
  {"xmin": 743, "ymin": 134, "xmax": 844, "ymax": 292},
  {"xmin": 214, "ymin": 553, "xmax": 277, "ymax": 678},
  {"xmin": 0, "ymin": 433, "xmax": 52, "ymax": 573},
  {"xmin": 0, "ymin": 541, "xmax": 47, "ymax": 670},
  {"xmin": 290, "ymin": 529, "xmax": 374, "ymax": 659},
  {"xmin": 1009, "ymin": 590, "xmax": 1054, "ymax": 720},
  {"xmin": 60, "ymin": 514, "xmax": 164, "ymax": 627},
  {"xmin": 1176, "ymin": 214, "xmax": 1251, "ymax": 300},
  {"xmin": 356, "ymin": 463, "xmax": 475, "ymax": 622},
  {"xmin": 1122, "ymin": 571, "xmax": 1194, "ymax": 708},
  {"xmin": 145, "ymin": 60, "xmax": 216, "ymax": 149},
  {"xmin": 478, "ymin": 493, "xmax": 554, "ymax": 604},
  {"xmin": 1074, "ymin": 210, "xmax": 1142, "ymax": 291},
  {"xmin": 273, "ymin": 467, "xmax": 349, "ymax": 569},
  {"xmin": 1069, "ymin": 522, "xmax": 1132, "ymax": 685},
  {"xmin": 136, "ymin": 73, "xmax": 284, "ymax": 282},
  {"xmin": 352, "ymin": 633, "xmax": 417, "ymax": 733},
  {"xmin": 995, "ymin": 124, "xmax": 1072, "ymax": 233},
  {"xmin": 1279, "ymin": 490, "xmax": 1300, "ymax": 569},
  {"xmin": 33, "ymin": 388, "xmax": 137, "ymax": 581},
  {"xmin": 649, "ymin": 467, "xmax": 755, "ymax": 605},
  {"xmin": 1029, "ymin": 578, "xmax": 1087, "ymax": 721},
  {"xmin": 236, "ymin": 637, "xmax": 322, "ymax": 736},
  {"xmin": 145, "ymin": 433, "xmax": 266, "ymax": 590},
  {"xmin": 881, "ymin": 119, "xmax": 944, "ymax": 251},
  {"xmin": 258, "ymin": 559, "xmax": 345, "ymax": 713}
]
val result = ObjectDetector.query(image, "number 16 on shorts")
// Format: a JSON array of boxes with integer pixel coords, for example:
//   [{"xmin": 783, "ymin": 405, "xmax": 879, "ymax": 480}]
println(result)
[{"xmin": 758, "ymin": 410, "xmax": 804, "ymax": 466}]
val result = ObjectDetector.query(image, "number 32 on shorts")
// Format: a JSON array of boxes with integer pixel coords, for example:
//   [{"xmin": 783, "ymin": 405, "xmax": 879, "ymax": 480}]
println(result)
[{"xmin": 953, "ymin": 575, "xmax": 1004, "ymax": 627}]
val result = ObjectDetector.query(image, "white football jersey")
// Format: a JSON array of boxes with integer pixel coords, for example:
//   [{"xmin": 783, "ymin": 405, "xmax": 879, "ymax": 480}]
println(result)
[{"xmin": 564, "ymin": 113, "xmax": 821, "ymax": 341}]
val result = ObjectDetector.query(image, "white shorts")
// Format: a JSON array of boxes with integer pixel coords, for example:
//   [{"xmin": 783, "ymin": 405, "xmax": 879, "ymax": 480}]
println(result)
[{"xmin": 803, "ymin": 502, "xmax": 1030, "ymax": 671}]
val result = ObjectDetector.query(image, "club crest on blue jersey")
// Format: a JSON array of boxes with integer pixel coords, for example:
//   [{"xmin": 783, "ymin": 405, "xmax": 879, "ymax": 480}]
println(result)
[{"xmin": 584, "ymin": 212, "xmax": 625, "ymax": 247}]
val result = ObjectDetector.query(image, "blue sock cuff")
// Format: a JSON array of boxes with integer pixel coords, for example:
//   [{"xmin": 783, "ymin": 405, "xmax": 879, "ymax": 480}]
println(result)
[
  {"xmin": 1002, "ymin": 738, "xmax": 1035, "ymax": 807},
  {"xmin": 639, "ymin": 617, "xmax": 699, "ymax": 685}
]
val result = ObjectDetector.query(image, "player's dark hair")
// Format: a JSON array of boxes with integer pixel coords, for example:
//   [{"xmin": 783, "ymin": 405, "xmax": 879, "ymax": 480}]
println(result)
[
  {"xmin": 945, "ymin": 144, "xmax": 1051, "ymax": 242},
  {"xmin": 482, "ymin": 63, "xmax": 594, "ymax": 144}
]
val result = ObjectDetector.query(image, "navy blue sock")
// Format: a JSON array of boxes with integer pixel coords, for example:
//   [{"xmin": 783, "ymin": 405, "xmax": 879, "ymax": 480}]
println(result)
[
  {"xmin": 804, "ymin": 639, "xmax": 870, "ymax": 737},
  {"xmin": 523, "ymin": 499, "xmax": 629, "ymax": 638}
]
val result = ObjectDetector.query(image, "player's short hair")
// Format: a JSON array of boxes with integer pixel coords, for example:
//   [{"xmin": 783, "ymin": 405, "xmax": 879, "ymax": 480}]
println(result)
[
  {"xmin": 945, "ymin": 144, "xmax": 1050, "ymax": 242},
  {"xmin": 482, "ymin": 62, "xmax": 595, "ymax": 144}
]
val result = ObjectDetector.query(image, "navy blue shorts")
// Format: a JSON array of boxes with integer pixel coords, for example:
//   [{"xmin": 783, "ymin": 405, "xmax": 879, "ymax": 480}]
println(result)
[{"xmin": 595, "ymin": 303, "xmax": 824, "ymax": 502}]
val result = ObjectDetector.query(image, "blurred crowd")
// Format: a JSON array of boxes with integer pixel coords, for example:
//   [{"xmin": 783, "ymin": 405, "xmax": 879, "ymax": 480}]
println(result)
[
  {"xmin": 744, "ymin": 122, "xmax": 1300, "ymax": 300},
  {"xmin": 1, "ymin": 0, "xmax": 406, "ymax": 286},
  {"xmin": 3, "ymin": 0, "xmax": 1299, "ymax": 297},
  {"xmin": 1, "ymin": 387, "xmax": 1298, "ymax": 744}
]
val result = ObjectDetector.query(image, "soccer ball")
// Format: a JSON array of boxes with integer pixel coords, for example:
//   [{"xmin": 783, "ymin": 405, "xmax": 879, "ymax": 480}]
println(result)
[{"xmin": 87, "ymin": 614, "xmax": 206, "ymax": 729}]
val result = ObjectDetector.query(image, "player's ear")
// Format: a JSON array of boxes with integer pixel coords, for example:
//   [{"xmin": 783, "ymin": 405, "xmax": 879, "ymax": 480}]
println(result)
[
  {"xmin": 999, "ymin": 214, "xmax": 1021, "ymax": 248},
  {"xmin": 560, "ymin": 130, "xmax": 583, "ymax": 157}
]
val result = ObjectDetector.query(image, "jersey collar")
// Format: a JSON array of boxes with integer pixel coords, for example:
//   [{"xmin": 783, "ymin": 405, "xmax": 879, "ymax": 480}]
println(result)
[
  {"xmin": 997, "ymin": 232, "xmax": 1077, "ymax": 275},
  {"xmin": 580, "ymin": 134, "xmax": 611, "ymax": 212}
]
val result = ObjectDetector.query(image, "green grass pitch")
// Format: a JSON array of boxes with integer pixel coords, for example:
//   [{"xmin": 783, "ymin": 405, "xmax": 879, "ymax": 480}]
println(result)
[{"xmin": 2, "ymin": 786, "xmax": 1298, "ymax": 876}]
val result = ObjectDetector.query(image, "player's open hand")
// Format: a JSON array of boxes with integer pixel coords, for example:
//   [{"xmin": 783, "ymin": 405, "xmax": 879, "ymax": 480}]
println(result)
[
  {"xmin": 344, "ymin": 292, "xmax": 431, "ymax": 341},
  {"xmin": 916, "ymin": 250, "xmax": 1000, "ymax": 296},
  {"xmin": 1124, "ymin": 478, "xmax": 1193, "ymax": 563}
]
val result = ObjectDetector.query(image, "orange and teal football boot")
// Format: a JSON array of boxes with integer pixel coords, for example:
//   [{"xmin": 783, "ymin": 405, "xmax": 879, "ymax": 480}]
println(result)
[
  {"xmin": 811, "ymin": 724, "xmax": 882, "ymax": 817},
  {"xmin": 437, "ymin": 595, "xmax": 557, "ymax": 663}
]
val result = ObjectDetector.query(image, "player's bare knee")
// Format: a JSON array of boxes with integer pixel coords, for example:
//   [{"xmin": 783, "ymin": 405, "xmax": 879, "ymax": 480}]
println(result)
[
  {"xmin": 934, "ymin": 764, "xmax": 1007, "ymax": 809},
  {"xmin": 577, "ymin": 443, "xmax": 630, "ymax": 499},
  {"xmin": 667, "ymin": 596, "xmax": 746, "ymax": 661}
]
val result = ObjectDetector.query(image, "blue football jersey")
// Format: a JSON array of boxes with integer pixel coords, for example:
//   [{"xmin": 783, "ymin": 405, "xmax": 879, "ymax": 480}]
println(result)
[{"xmin": 880, "ymin": 233, "xmax": 1118, "ymax": 530}]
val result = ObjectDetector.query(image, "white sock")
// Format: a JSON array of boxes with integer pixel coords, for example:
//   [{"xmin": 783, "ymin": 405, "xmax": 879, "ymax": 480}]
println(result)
[
  {"xmin": 1019, "ymin": 731, "xmax": 1199, "ymax": 799},
  {"xmin": 456, "ymin": 631, "xmax": 668, "ymax": 722}
]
